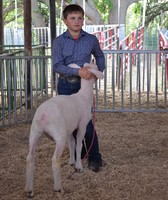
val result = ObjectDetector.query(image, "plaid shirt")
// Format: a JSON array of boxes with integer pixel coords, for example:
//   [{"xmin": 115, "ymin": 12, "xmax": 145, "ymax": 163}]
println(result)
[{"xmin": 52, "ymin": 29, "xmax": 105, "ymax": 77}]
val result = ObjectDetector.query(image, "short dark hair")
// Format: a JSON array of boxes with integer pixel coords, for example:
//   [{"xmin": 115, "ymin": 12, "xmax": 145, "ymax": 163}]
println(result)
[{"xmin": 63, "ymin": 4, "xmax": 84, "ymax": 19}]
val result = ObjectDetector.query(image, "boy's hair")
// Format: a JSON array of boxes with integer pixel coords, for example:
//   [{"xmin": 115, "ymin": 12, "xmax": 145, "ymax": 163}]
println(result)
[{"xmin": 63, "ymin": 4, "xmax": 84, "ymax": 19}]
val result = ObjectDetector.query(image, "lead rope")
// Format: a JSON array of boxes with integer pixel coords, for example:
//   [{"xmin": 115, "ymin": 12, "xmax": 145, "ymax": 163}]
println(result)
[{"xmin": 82, "ymin": 94, "xmax": 96, "ymax": 161}]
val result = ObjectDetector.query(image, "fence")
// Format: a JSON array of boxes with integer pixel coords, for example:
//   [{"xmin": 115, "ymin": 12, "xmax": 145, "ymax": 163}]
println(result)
[
  {"xmin": 91, "ymin": 26, "xmax": 119, "ymax": 50},
  {"xmin": 4, "ymin": 25, "xmax": 120, "ymax": 47},
  {"xmin": 1, "ymin": 45, "xmax": 47, "ymax": 56},
  {"xmin": 158, "ymin": 29, "xmax": 168, "ymax": 81},
  {"xmin": 120, "ymin": 26, "xmax": 144, "ymax": 51},
  {"xmin": 0, "ymin": 50, "xmax": 168, "ymax": 127}
]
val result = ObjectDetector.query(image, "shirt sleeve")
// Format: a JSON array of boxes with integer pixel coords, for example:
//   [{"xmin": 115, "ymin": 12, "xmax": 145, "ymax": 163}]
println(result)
[
  {"xmin": 92, "ymin": 37, "xmax": 106, "ymax": 72},
  {"xmin": 52, "ymin": 36, "xmax": 79, "ymax": 76}
]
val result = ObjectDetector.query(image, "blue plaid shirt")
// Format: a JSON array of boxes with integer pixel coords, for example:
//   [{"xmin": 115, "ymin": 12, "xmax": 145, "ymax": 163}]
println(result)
[{"xmin": 52, "ymin": 29, "xmax": 105, "ymax": 77}]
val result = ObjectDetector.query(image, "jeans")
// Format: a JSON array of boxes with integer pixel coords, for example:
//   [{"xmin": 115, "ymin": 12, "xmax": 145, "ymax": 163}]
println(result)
[{"xmin": 57, "ymin": 78, "xmax": 102, "ymax": 163}]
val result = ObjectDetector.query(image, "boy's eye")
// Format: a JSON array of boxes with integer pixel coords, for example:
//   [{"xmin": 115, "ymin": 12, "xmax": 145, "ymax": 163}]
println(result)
[{"xmin": 70, "ymin": 17, "xmax": 83, "ymax": 21}]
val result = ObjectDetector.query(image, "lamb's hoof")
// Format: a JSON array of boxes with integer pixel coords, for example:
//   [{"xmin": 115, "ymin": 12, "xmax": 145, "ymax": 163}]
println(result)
[
  {"xmin": 75, "ymin": 168, "xmax": 83, "ymax": 173},
  {"xmin": 68, "ymin": 161, "xmax": 75, "ymax": 166},
  {"xmin": 26, "ymin": 191, "xmax": 34, "ymax": 198},
  {"xmin": 54, "ymin": 187, "xmax": 64, "ymax": 194},
  {"xmin": 55, "ymin": 189, "xmax": 61, "ymax": 193}
]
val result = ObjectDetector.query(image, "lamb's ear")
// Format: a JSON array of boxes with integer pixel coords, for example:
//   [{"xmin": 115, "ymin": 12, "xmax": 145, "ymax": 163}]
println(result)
[
  {"xmin": 88, "ymin": 68, "xmax": 104, "ymax": 79},
  {"xmin": 68, "ymin": 63, "xmax": 80, "ymax": 69}
]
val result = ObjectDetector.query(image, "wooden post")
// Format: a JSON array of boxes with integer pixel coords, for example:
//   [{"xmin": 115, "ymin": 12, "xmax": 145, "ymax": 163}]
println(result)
[
  {"xmin": 0, "ymin": 0, "xmax": 3, "ymax": 90},
  {"xmin": 0, "ymin": 0, "xmax": 4, "ymax": 54},
  {"xmin": 24, "ymin": 0, "xmax": 32, "ymax": 108},
  {"xmin": 24, "ymin": 0, "xmax": 32, "ymax": 56},
  {"xmin": 49, "ymin": 0, "xmax": 56, "ymax": 86},
  {"xmin": 49, "ymin": 0, "xmax": 56, "ymax": 51}
]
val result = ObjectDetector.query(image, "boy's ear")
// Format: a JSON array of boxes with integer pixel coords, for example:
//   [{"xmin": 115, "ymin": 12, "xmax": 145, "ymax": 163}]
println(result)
[{"xmin": 63, "ymin": 18, "xmax": 67, "ymax": 25}]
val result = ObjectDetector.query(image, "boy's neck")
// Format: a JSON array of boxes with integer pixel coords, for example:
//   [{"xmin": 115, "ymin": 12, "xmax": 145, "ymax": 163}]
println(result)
[{"xmin": 68, "ymin": 29, "xmax": 80, "ymax": 39}]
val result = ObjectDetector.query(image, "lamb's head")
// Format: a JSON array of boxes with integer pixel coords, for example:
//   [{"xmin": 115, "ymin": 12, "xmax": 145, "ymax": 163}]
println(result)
[
  {"xmin": 68, "ymin": 63, "xmax": 104, "ymax": 80},
  {"xmin": 83, "ymin": 63, "xmax": 104, "ymax": 80}
]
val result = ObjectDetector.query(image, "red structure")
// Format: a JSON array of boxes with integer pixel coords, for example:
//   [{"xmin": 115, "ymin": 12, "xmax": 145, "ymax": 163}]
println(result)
[
  {"xmin": 117, "ymin": 26, "xmax": 144, "ymax": 89},
  {"xmin": 92, "ymin": 26, "xmax": 119, "ymax": 50},
  {"xmin": 158, "ymin": 30, "xmax": 168, "ymax": 81},
  {"xmin": 120, "ymin": 26, "xmax": 144, "ymax": 50},
  {"xmin": 119, "ymin": 26, "xmax": 144, "ymax": 66}
]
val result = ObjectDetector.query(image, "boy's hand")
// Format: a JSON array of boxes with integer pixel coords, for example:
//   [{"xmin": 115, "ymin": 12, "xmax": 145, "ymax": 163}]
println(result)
[{"xmin": 78, "ymin": 66, "xmax": 95, "ymax": 80}]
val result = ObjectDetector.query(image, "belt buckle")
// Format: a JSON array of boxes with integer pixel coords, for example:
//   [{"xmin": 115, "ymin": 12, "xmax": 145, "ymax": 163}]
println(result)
[{"xmin": 67, "ymin": 76, "xmax": 79, "ymax": 83}]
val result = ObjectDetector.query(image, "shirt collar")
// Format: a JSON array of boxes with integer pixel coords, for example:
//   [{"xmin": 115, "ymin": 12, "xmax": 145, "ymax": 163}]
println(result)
[{"xmin": 63, "ymin": 29, "xmax": 86, "ymax": 39}]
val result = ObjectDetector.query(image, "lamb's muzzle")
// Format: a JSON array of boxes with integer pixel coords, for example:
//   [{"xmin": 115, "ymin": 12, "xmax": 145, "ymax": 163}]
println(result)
[{"xmin": 25, "ymin": 63, "xmax": 104, "ymax": 197}]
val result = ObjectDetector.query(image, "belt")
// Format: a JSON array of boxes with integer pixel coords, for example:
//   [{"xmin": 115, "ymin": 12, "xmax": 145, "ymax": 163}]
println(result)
[{"xmin": 59, "ymin": 74, "xmax": 80, "ymax": 83}]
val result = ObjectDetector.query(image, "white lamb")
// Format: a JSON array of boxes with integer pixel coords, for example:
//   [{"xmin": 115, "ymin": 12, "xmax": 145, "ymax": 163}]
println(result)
[{"xmin": 25, "ymin": 63, "xmax": 104, "ymax": 197}]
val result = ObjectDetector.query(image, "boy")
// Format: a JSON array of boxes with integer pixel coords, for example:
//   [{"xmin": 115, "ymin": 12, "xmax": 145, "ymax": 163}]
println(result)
[{"xmin": 52, "ymin": 4, "xmax": 105, "ymax": 172}]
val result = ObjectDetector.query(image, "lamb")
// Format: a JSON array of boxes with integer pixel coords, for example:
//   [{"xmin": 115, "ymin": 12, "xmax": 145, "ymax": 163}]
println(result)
[{"xmin": 25, "ymin": 63, "xmax": 104, "ymax": 197}]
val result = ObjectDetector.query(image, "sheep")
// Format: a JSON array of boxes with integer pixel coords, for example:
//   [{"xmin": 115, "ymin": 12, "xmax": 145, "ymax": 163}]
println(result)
[{"xmin": 25, "ymin": 63, "xmax": 104, "ymax": 197}]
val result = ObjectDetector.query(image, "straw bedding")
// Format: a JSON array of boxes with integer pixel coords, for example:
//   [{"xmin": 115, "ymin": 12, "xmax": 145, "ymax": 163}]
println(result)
[{"xmin": 1, "ymin": 112, "xmax": 168, "ymax": 200}]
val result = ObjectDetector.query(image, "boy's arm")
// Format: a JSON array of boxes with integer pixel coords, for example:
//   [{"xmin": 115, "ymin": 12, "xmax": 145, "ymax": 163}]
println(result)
[{"xmin": 92, "ymin": 37, "xmax": 105, "ymax": 72}]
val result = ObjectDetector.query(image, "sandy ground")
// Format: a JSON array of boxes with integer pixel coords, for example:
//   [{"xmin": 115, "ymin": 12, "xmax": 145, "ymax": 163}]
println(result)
[{"xmin": 1, "ymin": 112, "xmax": 168, "ymax": 200}]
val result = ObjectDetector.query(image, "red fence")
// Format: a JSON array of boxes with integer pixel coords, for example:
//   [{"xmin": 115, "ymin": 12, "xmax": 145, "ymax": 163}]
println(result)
[
  {"xmin": 92, "ymin": 26, "xmax": 119, "ymax": 50},
  {"xmin": 119, "ymin": 26, "xmax": 144, "ymax": 50},
  {"xmin": 119, "ymin": 26, "xmax": 144, "ymax": 67},
  {"xmin": 116, "ymin": 26, "xmax": 144, "ymax": 89},
  {"xmin": 159, "ymin": 30, "xmax": 168, "ymax": 80}
]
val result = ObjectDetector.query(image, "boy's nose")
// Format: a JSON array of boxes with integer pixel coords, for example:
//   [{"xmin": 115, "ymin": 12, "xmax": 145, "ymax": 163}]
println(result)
[{"xmin": 75, "ymin": 18, "xmax": 80, "ymax": 22}]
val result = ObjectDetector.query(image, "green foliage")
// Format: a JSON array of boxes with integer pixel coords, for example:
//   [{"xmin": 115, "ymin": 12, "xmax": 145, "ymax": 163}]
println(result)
[
  {"xmin": 162, "ymin": 15, "xmax": 168, "ymax": 29},
  {"xmin": 37, "ymin": 2, "xmax": 49, "ymax": 26},
  {"xmin": 3, "ymin": 0, "xmax": 23, "ymax": 27},
  {"xmin": 94, "ymin": 0, "xmax": 112, "ymax": 23},
  {"xmin": 132, "ymin": 2, "xmax": 141, "ymax": 16},
  {"xmin": 126, "ymin": 2, "xmax": 142, "ymax": 35}
]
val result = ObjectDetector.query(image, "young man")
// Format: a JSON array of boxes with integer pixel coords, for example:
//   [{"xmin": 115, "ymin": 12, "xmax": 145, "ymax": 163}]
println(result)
[{"xmin": 52, "ymin": 4, "xmax": 105, "ymax": 172}]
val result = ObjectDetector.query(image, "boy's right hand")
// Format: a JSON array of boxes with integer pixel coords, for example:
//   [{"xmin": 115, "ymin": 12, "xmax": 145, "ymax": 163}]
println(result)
[{"xmin": 78, "ymin": 67, "xmax": 94, "ymax": 80}]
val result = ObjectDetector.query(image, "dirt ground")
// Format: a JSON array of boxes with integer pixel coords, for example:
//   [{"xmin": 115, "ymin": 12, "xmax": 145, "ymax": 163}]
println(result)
[{"xmin": 1, "ymin": 112, "xmax": 168, "ymax": 200}]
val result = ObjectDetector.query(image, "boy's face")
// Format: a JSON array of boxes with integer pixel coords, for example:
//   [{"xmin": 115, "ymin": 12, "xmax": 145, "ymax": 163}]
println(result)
[{"xmin": 64, "ymin": 12, "xmax": 84, "ymax": 33}]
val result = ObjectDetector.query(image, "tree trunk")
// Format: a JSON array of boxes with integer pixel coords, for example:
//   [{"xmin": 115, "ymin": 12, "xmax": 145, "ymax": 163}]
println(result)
[
  {"xmin": 108, "ymin": 0, "xmax": 141, "ymax": 40},
  {"xmin": 75, "ymin": 0, "xmax": 104, "ymax": 24},
  {"xmin": 109, "ymin": 0, "xmax": 140, "ymax": 24},
  {"xmin": 32, "ymin": 0, "xmax": 46, "ymax": 27}
]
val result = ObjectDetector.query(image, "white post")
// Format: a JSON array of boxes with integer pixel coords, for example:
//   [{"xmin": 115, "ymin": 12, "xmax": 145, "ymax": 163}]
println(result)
[
  {"xmin": 15, "ymin": 0, "xmax": 18, "ymax": 29},
  {"xmin": 83, "ymin": 0, "xmax": 86, "ymax": 29},
  {"xmin": 59, "ymin": 0, "xmax": 64, "ymax": 35},
  {"xmin": 118, "ymin": 0, "xmax": 120, "ymax": 45},
  {"xmin": 142, "ymin": 0, "xmax": 147, "ymax": 27}
]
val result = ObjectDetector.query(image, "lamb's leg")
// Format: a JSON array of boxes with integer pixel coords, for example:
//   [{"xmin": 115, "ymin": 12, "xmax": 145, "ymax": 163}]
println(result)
[
  {"xmin": 52, "ymin": 139, "xmax": 66, "ymax": 192},
  {"xmin": 25, "ymin": 129, "xmax": 42, "ymax": 198},
  {"xmin": 75, "ymin": 129, "xmax": 85, "ymax": 172},
  {"xmin": 67, "ymin": 133, "xmax": 76, "ymax": 166}
]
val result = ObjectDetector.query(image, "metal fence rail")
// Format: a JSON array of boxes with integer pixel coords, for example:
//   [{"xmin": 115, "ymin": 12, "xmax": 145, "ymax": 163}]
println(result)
[
  {"xmin": 97, "ymin": 50, "xmax": 168, "ymax": 112},
  {"xmin": 0, "ymin": 56, "xmax": 54, "ymax": 127},
  {"xmin": 0, "ymin": 50, "xmax": 168, "ymax": 127}
]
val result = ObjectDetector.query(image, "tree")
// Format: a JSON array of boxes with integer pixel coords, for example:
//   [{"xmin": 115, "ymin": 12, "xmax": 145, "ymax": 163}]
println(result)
[
  {"xmin": 3, "ymin": 0, "xmax": 168, "ymax": 29},
  {"xmin": 145, "ymin": 1, "xmax": 168, "ymax": 28},
  {"xmin": 109, "ymin": 0, "xmax": 140, "ymax": 25}
]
